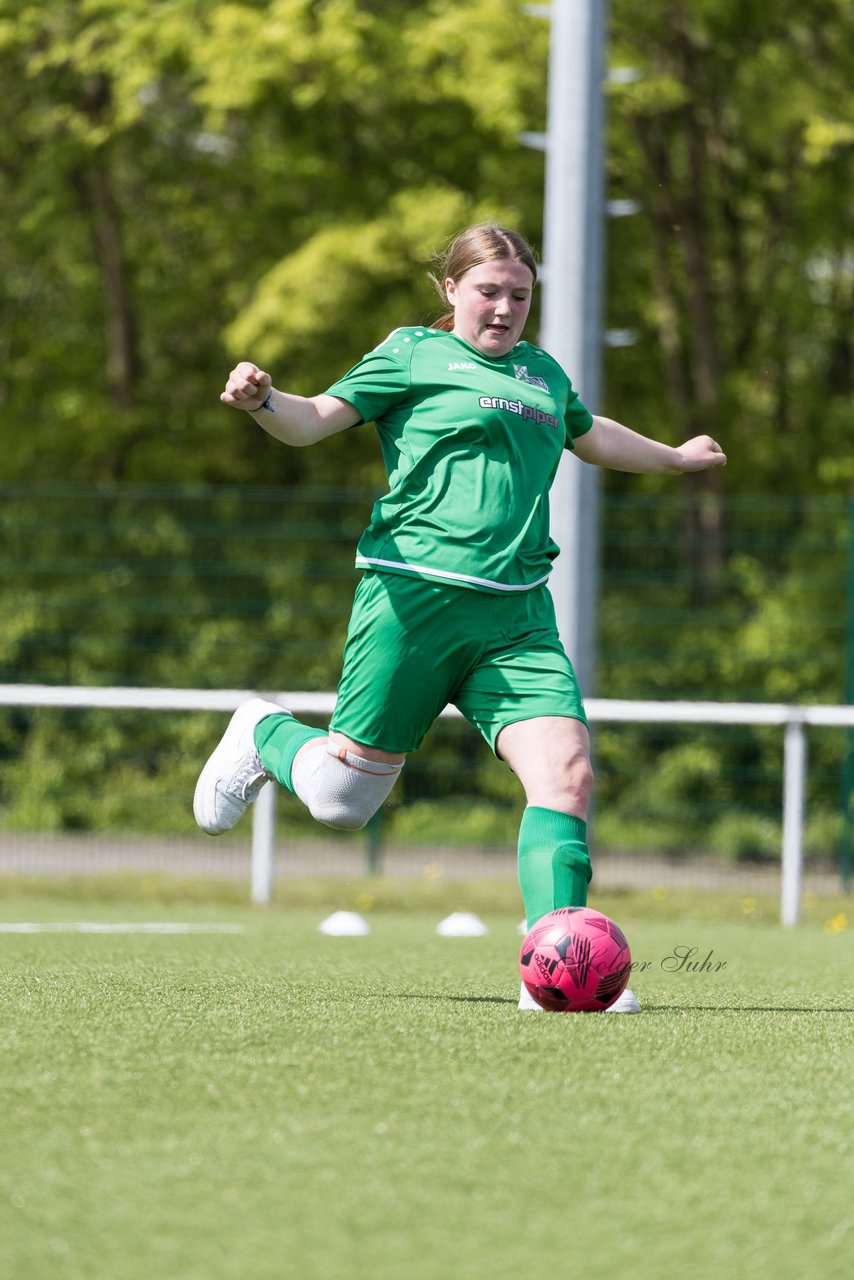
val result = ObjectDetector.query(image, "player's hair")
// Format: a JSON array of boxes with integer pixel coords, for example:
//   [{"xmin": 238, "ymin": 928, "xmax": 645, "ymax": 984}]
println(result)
[{"xmin": 428, "ymin": 224, "xmax": 538, "ymax": 332}]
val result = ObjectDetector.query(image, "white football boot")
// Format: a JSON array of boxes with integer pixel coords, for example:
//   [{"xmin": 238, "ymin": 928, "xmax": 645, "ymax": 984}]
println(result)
[
  {"xmin": 518, "ymin": 982, "xmax": 641, "ymax": 1013},
  {"xmin": 518, "ymin": 983, "xmax": 545, "ymax": 1011},
  {"xmin": 606, "ymin": 988, "xmax": 641, "ymax": 1013},
  {"xmin": 193, "ymin": 698, "xmax": 288, "ymax": 835}
]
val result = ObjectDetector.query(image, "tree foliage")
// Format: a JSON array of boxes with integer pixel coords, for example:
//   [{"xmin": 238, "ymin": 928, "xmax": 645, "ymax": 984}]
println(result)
[
  {"xmin": 2, "ymin": 0, "xmax": 850, "ymax": 492},
  {"xmin": 605, "ymin": 0, "xmax": 854, "ymax": 494},
  {"xmin": 0, "ymin": 0, "xmax": 547, "ymax": 484}
]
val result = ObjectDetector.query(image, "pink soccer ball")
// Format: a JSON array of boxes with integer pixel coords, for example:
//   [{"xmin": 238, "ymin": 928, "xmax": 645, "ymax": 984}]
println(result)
[{"xmin": 519, "ymin": 907, "xmax": 632, "ymax": 1012}]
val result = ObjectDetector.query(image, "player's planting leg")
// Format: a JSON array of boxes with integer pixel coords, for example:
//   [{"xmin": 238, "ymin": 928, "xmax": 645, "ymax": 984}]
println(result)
[
  {"xmin": 516, "ymin": 805, "xmax": 594, "ymax": 1012},
  {"xmin": 499, "ymin": 717, "xmax": 641, "ymax": 1013},
  {"xmin": 514, "ymin": 810, "xmax": 641, "ymax": 1013},
  {"xmin": 497, "ymin": 718, "xmax": 593, "ymax": 925},
  {"xmin": 514, "ymin": 804, "xmax": 640, "ymax": 1014},
  {"xmin": 516, "ymin": 805, "xmax": 592, "ymax": 926}
]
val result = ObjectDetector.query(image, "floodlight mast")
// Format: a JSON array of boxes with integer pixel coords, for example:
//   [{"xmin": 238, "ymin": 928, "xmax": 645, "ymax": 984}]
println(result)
[{"xmin": 531, "ymin": 0, "xmax": 608, "ymax": 699}]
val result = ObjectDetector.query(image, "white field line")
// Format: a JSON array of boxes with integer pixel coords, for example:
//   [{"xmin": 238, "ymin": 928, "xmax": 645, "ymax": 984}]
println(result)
[{"xmin": 0, "ymin": 922, "xmax": 246, "ymax": 933}]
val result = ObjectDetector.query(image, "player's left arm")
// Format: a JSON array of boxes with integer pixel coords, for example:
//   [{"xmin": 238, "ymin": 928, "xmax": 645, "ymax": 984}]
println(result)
[{"xmin": 572, "ymin": 415, "xmax": 727, "ymax": 474}]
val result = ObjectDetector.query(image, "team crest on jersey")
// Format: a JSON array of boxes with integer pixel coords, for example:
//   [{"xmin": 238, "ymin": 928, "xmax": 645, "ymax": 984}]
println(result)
[{"xmin": 514, "ymin": 364, "xmax": 549, "ymax": 392}]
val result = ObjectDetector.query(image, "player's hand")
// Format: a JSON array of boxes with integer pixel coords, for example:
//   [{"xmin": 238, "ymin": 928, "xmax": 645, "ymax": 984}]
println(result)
[
  {"xmin": 676, "ymin": 435, "xmax": 727, "ymax": 472},
  {"xmin": 220, "ymin": 362, "xmax": 272, "ymax": 411}
]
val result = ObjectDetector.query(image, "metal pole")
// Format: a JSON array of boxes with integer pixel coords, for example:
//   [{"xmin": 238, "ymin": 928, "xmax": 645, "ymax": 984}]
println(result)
[
  {"xmin": 539, "ymin": 0, "xmax": 608, "ymax": 698},
  {"xmin": 840, "ymin": 497, "xmax": 854, "ymax": 891},
  {"xmin": 781, "ymin": 718, "xmax": 807, "ymax": 926},
  {"xmin": 250, "ymin": 780, "xmax": 277, "ymax": 905}
]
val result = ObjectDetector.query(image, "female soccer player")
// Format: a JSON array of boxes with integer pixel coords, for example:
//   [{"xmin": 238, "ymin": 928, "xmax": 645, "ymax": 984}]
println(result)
[{"xmin": 194, "ymin": 223, "xmax": 726, "ymax": 1012}]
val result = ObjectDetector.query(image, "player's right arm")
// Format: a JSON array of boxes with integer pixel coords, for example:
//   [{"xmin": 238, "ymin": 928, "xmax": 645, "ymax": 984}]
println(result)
[{"xmin": 220, "ymin": 361, "xmax": 361, "ymax": 446}]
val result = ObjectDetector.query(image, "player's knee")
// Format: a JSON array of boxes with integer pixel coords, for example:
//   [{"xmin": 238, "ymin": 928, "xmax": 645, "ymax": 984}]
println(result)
[
  {"xmin": 558, "ymin": 749, "xmax": 593, "ymax": 811},
  {"xmin": 308, "ymin": 787, "xmax": 376, "ymax": 830},
  {"xmin": 292, "ymin": 746, "xmax": 402, "ymax": 830},
  {"xmin": 573, "ymin": 754, "xmax": 594, "ymax": 802}
]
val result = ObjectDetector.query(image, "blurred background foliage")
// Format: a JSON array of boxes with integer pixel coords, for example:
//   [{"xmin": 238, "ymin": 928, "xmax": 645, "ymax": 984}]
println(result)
[
  {"xmin": 1, "ymin": 0, "xmax": 850, "ymax": 490},
  {"xmin": 0, "ymin": 0, "xmax": 852, "ymax": 862},
  {"xmin": 0, "ymin": 483, "xmax": 848, "ymax": 866}
]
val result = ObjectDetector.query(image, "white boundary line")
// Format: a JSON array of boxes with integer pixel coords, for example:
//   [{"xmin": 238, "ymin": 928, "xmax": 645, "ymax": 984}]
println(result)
[{"xmin": 0, "ymin": 922, "xmax": 246, "ymax": 933}]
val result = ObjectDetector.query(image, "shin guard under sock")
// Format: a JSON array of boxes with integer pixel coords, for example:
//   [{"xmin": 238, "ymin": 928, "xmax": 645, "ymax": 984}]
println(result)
[{"xmin": 517, "ymin": 805, "xmax": 592, "ymax": 929}]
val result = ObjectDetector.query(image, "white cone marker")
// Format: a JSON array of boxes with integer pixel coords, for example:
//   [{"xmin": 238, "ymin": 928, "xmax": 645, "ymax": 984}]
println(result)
[
  {"xmin": 436, "ymin": 912, "xmax": 488, "ymax": 937},
  {"xmin": 318, "ymin": 911, "xmax": 371, "ymax": 936}
]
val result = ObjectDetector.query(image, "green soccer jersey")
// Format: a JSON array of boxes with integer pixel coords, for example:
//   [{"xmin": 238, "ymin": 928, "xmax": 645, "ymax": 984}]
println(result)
[{"xmin": 324, "ymin": 326, "xmax": 593, "ymax": 594}]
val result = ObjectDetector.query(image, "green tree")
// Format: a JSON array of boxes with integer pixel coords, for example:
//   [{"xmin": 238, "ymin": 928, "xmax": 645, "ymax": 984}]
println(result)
[
  {"xmin": 0, "ymin": 0, "xmax": 548, "ymax": 485},
  {"xmin": 605, "ymin": 0, "xmax": 854, "ymax": 496},
  {"xmin": 2, "ymin": 1, "xmax": 851, "ymax": 496}
]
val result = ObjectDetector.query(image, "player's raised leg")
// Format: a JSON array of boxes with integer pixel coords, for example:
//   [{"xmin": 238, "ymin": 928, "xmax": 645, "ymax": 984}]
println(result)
[{"xmin": 194, "ymin": 699, "xmax": 404, "ymax": 835}]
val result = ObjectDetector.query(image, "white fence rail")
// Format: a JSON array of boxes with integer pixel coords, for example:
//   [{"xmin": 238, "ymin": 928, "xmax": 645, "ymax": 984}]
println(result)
[{"xmin": 1, "ymin": 685, "xmax": 853, "ymax": 925}]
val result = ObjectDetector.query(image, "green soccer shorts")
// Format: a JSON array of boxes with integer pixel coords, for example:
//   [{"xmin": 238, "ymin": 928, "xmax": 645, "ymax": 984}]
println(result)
[{"xmin": 328, "ymin": 570, "xmax": 587, "ymax": 755}]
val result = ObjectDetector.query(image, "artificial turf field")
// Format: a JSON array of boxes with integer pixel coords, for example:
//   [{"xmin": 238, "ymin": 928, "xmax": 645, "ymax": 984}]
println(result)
[{"xmin": 1, "ymin": 882, "xmax": 852, "ymax": 1280}]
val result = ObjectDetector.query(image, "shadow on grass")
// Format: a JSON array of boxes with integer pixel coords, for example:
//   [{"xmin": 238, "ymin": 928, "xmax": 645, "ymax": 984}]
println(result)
[
  {"xmin": 393, "ymin": 992, "xmax": 517, "ymax": 1005},
  {"xmin": 446, "ymin": 994, "xmax": 517, "ymax": 1005},
  {"xmin": 395, "ymin": 993, "xmax": 854, "ymax": 1014},
  {"xmin": 637, "ymin": 1003, "xmax": 854, "ymax": 1014}
]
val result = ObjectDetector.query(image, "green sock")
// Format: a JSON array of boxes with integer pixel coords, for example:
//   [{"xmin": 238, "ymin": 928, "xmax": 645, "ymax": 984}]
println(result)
[
  {"xmin": 517, "ymin": 805, "xmax": 592, "ymax": 929},
  {"xmin": 254, "ymin": 714, "xmax": 326, "ymax": 792}
]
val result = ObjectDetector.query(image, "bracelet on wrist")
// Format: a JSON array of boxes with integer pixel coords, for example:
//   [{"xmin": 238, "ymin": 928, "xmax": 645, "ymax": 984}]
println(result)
[{"xmin": 252, "ymin": 390, "xmax": 276, "ymax": 413}]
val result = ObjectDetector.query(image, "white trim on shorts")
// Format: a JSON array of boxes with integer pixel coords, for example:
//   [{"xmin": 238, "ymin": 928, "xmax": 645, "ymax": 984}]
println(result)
[{"xmin": 354, "ymin": 555, "xmax": 551, "ymax": 593}]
